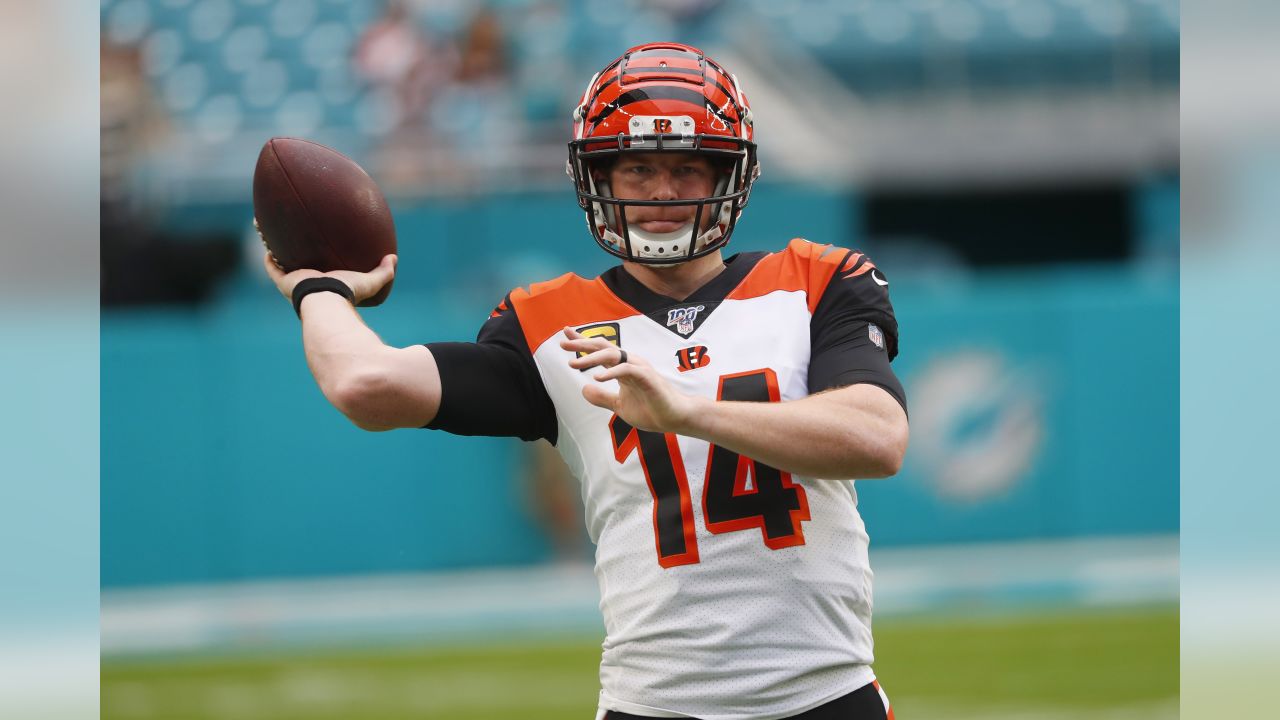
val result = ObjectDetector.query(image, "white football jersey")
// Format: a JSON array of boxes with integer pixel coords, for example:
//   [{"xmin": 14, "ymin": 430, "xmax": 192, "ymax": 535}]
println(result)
[{"xmin": 430, "ymin": 239, "xmax": 903, "ymax": 720}]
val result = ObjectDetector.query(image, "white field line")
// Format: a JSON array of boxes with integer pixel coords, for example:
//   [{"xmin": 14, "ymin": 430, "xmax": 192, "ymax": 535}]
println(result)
[{"xmin": 102, "ymin": 535, "xmax": 1178, "ymax": 655}]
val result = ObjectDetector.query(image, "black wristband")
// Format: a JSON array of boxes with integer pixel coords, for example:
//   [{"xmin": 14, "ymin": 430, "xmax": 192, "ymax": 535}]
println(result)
[{"xmin": 292, "ymin": 277, "xmax": 355, "ymax": 318}]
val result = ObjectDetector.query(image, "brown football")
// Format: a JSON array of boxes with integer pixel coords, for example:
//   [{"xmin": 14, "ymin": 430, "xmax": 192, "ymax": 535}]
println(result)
[{"xmin": 252, "ymin": 137, "xmax": 397, "ymax": 306}]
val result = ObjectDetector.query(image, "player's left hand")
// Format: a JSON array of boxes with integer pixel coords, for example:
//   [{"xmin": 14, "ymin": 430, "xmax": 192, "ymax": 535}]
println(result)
[{"xmin": 560, "ymin": 327, "xmax": 701, "ymax": 434}]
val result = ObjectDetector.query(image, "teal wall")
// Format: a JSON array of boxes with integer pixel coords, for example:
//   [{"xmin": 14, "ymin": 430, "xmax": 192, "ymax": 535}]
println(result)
[
  {"xmin": 859, "ymin": 267, "xmax": 1178, "ymax": 545},
  {"xmin": 101, "ymin": 294, "xmax": 538, "ymax": 585},
  {"xmin": 103, "ymin": 188, "xmax": 1176, "ymax": 587}
]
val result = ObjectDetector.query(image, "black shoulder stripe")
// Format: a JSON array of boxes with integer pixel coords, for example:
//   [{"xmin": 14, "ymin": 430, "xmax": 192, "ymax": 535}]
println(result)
[
  {"xmin": 840, "ymin": 254, "xmax": 871, "ymax": 279},
  {"xmin": 488, "ymin": 291, "xmax": 516, "ymax": 319}
]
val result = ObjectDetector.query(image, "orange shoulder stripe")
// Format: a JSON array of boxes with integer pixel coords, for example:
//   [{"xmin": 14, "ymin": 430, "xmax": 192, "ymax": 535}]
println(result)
[
  {"xmin": 508, "ymin": 273, "xmax": 641, "ymax": 352},
  {"xmin": 726, "ymin": 238, "xmax": 850, "ymax": 313}
]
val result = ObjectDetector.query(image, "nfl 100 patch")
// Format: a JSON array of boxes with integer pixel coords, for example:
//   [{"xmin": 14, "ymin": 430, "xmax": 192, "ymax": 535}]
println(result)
[{"xmin": 666, "ymin": 305, "xmax": 705, "ymax": 336}]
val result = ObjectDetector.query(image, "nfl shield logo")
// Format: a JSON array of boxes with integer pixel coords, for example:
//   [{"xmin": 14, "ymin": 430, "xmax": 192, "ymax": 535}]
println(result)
[
  {"xmin": 867, "ymin": 323, "xmax": 885, "ymax": 350},
  {"xmin": 666, "ymin": 305, "xmax": 705, "ymax": 336}
]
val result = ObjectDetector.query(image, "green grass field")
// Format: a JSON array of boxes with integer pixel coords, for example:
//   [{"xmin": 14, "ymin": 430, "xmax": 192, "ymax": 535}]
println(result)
[{"xmin": 102, "ymin": 605, "xmax": 1177, "ymax": 720}]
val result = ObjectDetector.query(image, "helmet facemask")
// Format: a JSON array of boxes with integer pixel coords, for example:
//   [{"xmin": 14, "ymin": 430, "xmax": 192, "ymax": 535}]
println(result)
[{"xmin": 568, "ymin": 135, "xmax": 758, "ymax": 265}]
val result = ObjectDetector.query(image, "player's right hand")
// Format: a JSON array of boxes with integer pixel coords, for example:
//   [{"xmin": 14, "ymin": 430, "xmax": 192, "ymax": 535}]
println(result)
[
  {"xmin": 560, "ymin": 327, "xmax": 703, "ymax": 436},
  {"xmin": 262, "ymin": 251, "xmax": 397, "ymax": 306}
]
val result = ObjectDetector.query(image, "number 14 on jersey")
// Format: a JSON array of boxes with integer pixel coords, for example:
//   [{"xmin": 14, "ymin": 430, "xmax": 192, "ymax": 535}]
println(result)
[{"xmin": 609, "ymin": 368, "xmax": 812, "ymax": 568}]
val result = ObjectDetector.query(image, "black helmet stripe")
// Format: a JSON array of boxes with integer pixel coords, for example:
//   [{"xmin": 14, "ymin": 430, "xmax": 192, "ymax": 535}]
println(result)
[
  {"xmin": 588, "ymin": 86, "xmax": 735, "ymax": 132},
  {"xmin": 625, "ymin": 69, "xmax": 741, "ymax": 116},
  {"xmin": 583, "ymin": 69, "xmax": 742, "ymax": 119},
  {"xmin": 581, "ymin": 58, "xmax": 623, "ymax": 108}
]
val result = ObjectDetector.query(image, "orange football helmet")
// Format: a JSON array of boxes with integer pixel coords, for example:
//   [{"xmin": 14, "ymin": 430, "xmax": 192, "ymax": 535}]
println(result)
[{"xmin": 568, "ymin": 43, "xmax": 760, "ymax": 264}]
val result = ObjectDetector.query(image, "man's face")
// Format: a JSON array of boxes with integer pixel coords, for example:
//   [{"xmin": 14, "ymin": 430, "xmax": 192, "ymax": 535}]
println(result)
[{"xmin": 607, "ymin": 153, "xmax": 720, "ymax": 234}]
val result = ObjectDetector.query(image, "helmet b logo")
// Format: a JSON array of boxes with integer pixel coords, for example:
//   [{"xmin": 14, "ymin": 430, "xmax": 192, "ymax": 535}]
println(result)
[{"xmin": 653, "ymin": 118, "xmax": 673, "ymax": 133}]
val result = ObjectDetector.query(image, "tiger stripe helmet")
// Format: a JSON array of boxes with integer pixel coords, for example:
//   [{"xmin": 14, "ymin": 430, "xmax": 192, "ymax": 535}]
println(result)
[{"xmin": 567, "ymin": 43, "xmax": 760, "ymax": 265}]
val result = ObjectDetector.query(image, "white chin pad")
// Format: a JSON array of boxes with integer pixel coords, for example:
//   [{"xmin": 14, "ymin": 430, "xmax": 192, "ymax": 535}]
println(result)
[
  {"xmin": 596, "ymin": 203, "xmax": 733, "ymax": 260},
  {"xmin": 626, "ymin": 224, "xmax": 694, "ymax": 258}
]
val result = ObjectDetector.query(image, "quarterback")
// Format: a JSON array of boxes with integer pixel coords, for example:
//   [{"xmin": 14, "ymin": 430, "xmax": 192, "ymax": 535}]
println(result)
[{"xmin": 265, "ymin": 43, "xmax": 907, "ymax": 720}]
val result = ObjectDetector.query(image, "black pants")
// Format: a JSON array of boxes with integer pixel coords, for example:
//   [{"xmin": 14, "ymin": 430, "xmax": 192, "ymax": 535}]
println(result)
[{"xmin": 605, "ymin": 681, "xmax": 891, "ymax": 720}]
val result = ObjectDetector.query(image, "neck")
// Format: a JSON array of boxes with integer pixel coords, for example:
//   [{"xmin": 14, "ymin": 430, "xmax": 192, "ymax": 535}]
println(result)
[{"xmin": 621, "ymin": 250, "xmax": 727, "ymax": 301}]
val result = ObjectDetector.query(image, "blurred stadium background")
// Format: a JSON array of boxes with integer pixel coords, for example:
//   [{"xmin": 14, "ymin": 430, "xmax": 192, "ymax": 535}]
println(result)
[{"xmin": 99, "ymin": 0, "xmax": 1178, "ymax": 718}]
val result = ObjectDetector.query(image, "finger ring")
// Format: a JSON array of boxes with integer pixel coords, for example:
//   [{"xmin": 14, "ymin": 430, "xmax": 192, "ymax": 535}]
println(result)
[{"xmin": 617, "ymin": 349, "xmax": 628, "ymax": 365}]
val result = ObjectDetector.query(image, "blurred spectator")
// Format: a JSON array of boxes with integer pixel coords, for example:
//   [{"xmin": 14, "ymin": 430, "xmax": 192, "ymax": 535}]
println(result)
[
  {"xmin": 511, "ymin": 1, "xmax": 574, "ymax": 128},
  {"xmin": 455, "ymin": 5, "xmax": 507, "ymax": 86},
  {"xmin": 355, "ymin": 1, "xmax": 458, "ymax": 189},
  {"xmin": 353, "ymin": 0, "xmax": 454, "ymax": 129},
  {"xmin": 423, "ymin": 5, "xmax": 526, "ymax": 191},
  {"xmin": 101, "ymin": 41, "xmax": 238, "ymax": 306},
  {"xmin": 100, "ymin": 41, "xmax": 168, "ymax": 234}
]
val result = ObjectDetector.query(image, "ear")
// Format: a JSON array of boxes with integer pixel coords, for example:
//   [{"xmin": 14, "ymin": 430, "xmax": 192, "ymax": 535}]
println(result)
[{"xmin": 590, "ymin": 159, "xmax": 614, "ymax": 183}]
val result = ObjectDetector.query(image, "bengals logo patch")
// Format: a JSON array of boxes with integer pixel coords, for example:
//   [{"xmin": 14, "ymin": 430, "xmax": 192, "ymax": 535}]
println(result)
[{"xmin": 675, "ymin": 345, "xmax": 711, "ymax": 373}]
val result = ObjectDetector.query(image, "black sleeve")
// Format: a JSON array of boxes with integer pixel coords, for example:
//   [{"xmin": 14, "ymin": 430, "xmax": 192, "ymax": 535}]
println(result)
[
  {"xmin": 809, "ymin": 252, "xmax": 907, "ymax": 412},
  {"xmin": 423, "ymin": 295, "xmax": 558, "ymax": 443}
]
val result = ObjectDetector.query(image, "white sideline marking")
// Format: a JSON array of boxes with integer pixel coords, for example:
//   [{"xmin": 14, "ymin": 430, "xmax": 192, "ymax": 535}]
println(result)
[{"xmin": 102, "ymin": 535, "xmax": 1178, "ymax": 655}]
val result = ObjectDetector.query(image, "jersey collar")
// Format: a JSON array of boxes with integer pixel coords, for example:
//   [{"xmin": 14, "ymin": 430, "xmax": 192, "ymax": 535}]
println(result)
[{"xmin": 600, "ymin": 251, "xmax": 767, "ymax": 339}]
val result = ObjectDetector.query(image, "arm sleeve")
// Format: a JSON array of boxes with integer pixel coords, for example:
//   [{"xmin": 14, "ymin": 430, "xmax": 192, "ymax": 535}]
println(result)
[
  {"xmin": 423, "ymin": 295, "xmax": 558, "ymax": 443},
  {"xmin": 809, "ymin": 252, "xmax": 907, "ymax": 413}
]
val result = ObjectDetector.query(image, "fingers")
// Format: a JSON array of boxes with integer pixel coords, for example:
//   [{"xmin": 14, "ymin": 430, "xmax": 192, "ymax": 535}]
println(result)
[
  {"xmin": 262, "ymin": 252, "xmax": 294, "ymax": 299},
  {"xmin": 567, "ymin": 347, "xmax": 633, "ymax": 372},
  {"xmin": 561, "ymin": 327, "xmax": 614, "ymax": 351},
  {"xmin": 560, "ymin": 327, "xmax": 631, "ymax": 364},
  {"xmin": 591, "ymin": 361, "xmax": 646, "ymax": 385},
  {"xmin": 366, "ymin": 253, "xmax": 396, "ymax": 280},
  {"xmin": 567, "ymin": 347, "xmax": 617, "ymax": 370},
  {"xmin": 369, "ymin": 253, "xmax": 397, "ymax": 289},
  {"xmin": 581, "ymin": 383, "xmax": 618, "ymax": 410},
  {"xmin": 560, "ymin": 326, "xmax": 647, "ymax": 397},
  {"xmin": 262, "ymin": 251, "xmax": 284, "ymax": 281},
  {"xmin": 560, "ymin": 339, "xmax": 605, "ymax": 356}
]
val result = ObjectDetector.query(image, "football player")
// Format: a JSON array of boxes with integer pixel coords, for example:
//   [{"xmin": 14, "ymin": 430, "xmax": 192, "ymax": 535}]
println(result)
[{"xmin": 265, "ymin": 42, "xmax": 906, "ymax": 720}]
